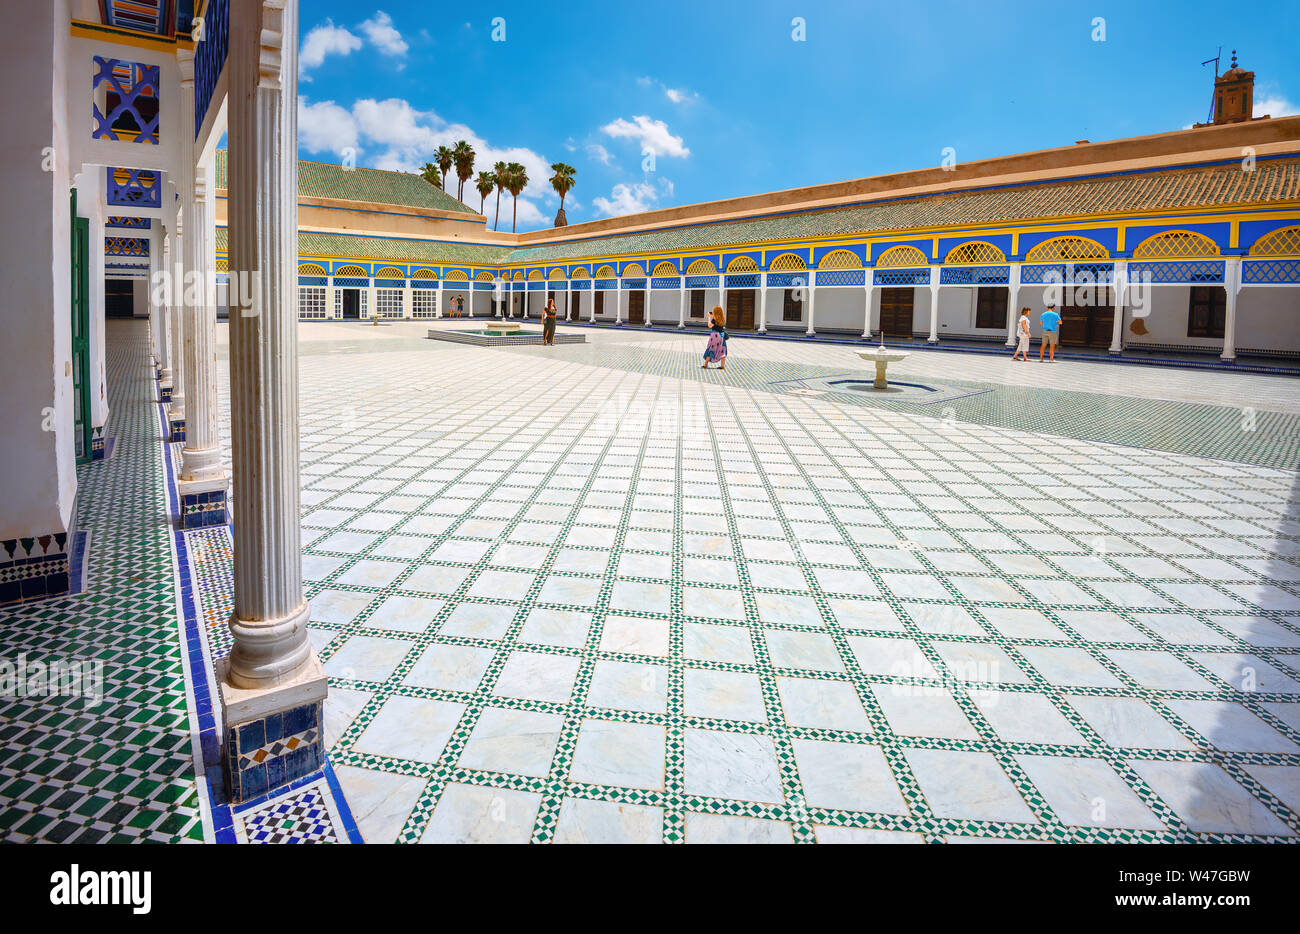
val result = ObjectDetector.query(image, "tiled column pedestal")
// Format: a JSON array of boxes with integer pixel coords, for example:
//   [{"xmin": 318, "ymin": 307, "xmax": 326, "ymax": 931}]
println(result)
[{"xmin": 178, "ymin": 478, "xmax": 229, "ymax": 528}]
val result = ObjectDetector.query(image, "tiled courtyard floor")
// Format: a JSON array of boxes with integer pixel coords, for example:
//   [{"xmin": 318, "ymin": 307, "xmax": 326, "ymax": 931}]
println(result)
[{"xmin": 204, "ymin": 320, "xmax": 1300, "ymax": 843}]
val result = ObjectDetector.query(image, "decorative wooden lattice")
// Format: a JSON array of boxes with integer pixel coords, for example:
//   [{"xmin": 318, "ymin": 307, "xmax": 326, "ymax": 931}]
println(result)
[
  {"xmin": 215, "ymin": 257, "xmax": 228, "ymax": 272},
  {"xmin": 1131, "ymin": 231, "xmax": 1219, "ymax": 259},
  {"xmin": 476, "ymin": 271, "xmax": 496, "ymax": 281},
  {"xmin": 622, "ymin": 263, "xmax": 646, "ymax": 277},
  {"xmin": 768, "ymin": 253, "xmax": 807, "ymax": 272},
  {"xmin": 944, "ymin": 241, "xmax": 1006, "ymax": 265},
  {"xmin": 547, "ymin": 268, "xmax": 566, "ymax": 280},
  {"xmin": 727, "ymin": 256, "xmax": 759, "ymax": 272},
  {"xmin": 1250, "ymin": 225, "xmax": 1300, "ymax": 257},
  {"xmin": 652, "ymin": 262, "xmax": 678, "ymax": 276},
  {"xmin": 595, "ymin": 265, "xmax": 617, "ymax": 278},
  {"xmin": 107, "ymin": 167, "xmax": 161, "ymax": 208},
  {"xmin": 570, "ymin": 267, "xmax": 590, "ymax": 279},
  {"xmin": 445, "ymin": 269, "xmax": 470, "ymax": 281},
  {"xmin": 412, "ymin": 269, "xmax": 437, "ymax": 279},
  {"xmin": 1242, "ymin": 259, "xmax": 1300, "ymax": 284},
  {"xmin": 815, "ymin": 270, "xmax": 866, "ymax": 287},
  {"xmin": 817, "ymin": 250, "xmax": 862, "ymax": 270},
  {"xmin": 374, "ymin": 266, "xmax": 404, "ymax": 279},
  {"xmin": 92, "ymin": 57, "xmax": 160, "ymax": 143},
  {"xmin": 511, "ymin": 271, "xmax": 524, "ymax": 280},
  {"xmin": 526, "ymin": 269, "xmax": 544, "ymax": 280},
  {"xmin": 875, "ymin": 245, "xmax": 928, "ymax": 268},
  {"xmin": 334, "ymin": 265, "xmax": 367, "ymax": 277},
  {"xmin": 297, "ymin": 263, "xmax": 326, "ymax": 276},
  {"xmin": 105, "ymin": 237, "xmax": 148, "ymax": 256},
  {"xmin": 1024, "ymin": 236, "xmax": 1108, "ymax": 262},
  {"xmin": 685, "ymin": 259, "xmax": 717, "ymax": 275}
]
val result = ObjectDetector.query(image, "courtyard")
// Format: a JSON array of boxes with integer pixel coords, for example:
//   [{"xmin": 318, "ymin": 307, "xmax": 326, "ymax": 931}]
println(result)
[{"xmin": 4, "ymin": 317, "xmax": 1300, "ymax": 844}]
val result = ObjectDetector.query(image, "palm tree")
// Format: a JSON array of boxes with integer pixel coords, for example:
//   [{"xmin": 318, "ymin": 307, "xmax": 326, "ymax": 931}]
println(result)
[
  {"xmin": 434, "ymin": 145, "xmax": 453, "ymax": 194},
  {"xmin": 549, "ymin": 162, "xmax": 577, "ymax": 226},
  {"xmin": 492, "ymin": 161, "xmax": 507, "ymax": 232},
  {"xmin": 453, "ymin": 140, "xmax": 475, "ymax": 203},
  {"xmin": 505, "ymin": 162, "xmax": 528, "ymax": 233},
  {"xmin": 419, "ymin": 162, "xmax": 441, "ymax": 188},
  {"xmin": 474, "ymin": 171, "xmax": 495, "ymax": 214}
]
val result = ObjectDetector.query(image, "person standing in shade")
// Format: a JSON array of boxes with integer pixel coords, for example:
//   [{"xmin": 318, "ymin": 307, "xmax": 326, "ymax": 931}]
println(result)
[
  {"xmin": 455, "ymin": 294, "xmax": 465, "ymax": 318},
  {"xmin": 1012, "ymin": 307, "xmax": 1031, "ymax": 362},
  {"xmin": 701, "ymin": 305, "xmax": 728, "ymax": 370},
  {"xmin": 1039, "ymin": 303, "xmax": 1061, "ymax": 362},
  {"xmin": 542, "ymin": 297, "xmax": 557, "ymax": 346}
]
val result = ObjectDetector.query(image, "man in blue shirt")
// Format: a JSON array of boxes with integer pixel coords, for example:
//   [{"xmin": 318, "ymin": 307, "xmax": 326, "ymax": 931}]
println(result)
[{"xmin": 1039, "ymin": 304, "xmax": 1062, "ymax": 361}]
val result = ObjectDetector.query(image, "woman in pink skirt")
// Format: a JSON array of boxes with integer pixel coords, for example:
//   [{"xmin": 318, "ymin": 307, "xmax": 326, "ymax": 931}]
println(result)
[{"xmin": 701, "ymin": 305, "xmax": 728, "ymax": 370}]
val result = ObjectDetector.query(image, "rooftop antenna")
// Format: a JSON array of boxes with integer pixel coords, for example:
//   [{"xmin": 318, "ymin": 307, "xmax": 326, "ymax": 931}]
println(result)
[{"xmin": 1201, "ymin": 46, "xmax": 1222, "ymax": 124}]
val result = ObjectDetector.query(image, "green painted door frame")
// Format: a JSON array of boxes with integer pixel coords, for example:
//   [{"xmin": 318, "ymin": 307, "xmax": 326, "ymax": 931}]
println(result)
[{"xmin": 70, "ymin": 189, "xmax": 92, "ymax": 464}]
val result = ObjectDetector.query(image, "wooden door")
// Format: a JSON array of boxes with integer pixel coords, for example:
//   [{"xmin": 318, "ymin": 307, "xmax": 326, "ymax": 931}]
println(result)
[
  {"xmin": 627, "ymin": 290, "xmax": 645, "ymax": 324},
  {"xmin": 879, "ymin": 288, "xmax": 914, "ymax": 338},
  {"xmin": 1059, "ymin": 297, "xmax": 1114, "ymax": 347},
  {"xmin": 726, "ymin": 289, "xmax": 756, "ymax": 330}
]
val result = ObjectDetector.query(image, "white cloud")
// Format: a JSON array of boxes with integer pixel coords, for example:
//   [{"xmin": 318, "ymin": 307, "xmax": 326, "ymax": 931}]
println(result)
[
  {"xmin": 585, "ymin": 143, "xmax": 612, "ymax": 165},
  {"xmin": 601, "ymin": 116, "xmax": 689, "ymax": 158},
  {"xmin": 298, "ymin": 98, "xmax": 360, "ymax": 154},
  {"xmin": 295, "ymin": 95, "xmax": 557, "ymax": 229},
  {"xmin": 1255, "ymin": 94, "xmax": 1298, "ymax": 118},
  {"xmin": 664, "ymin": 87, "xmax": 697, "ymax": 105},
  {"xmin": 360, "ymin": 11, "xmax": 408, "ymax": 56},
  {"xmin": 593, "ymin": 182, "xmax": 658, "ymax": 217},
  {"xmin": 636, "ymin": 76, "xmax": 653, "ymax": 87},
  {"xmin": 299, "ymin": 19, "xmax": 362, "ymax": 73}
]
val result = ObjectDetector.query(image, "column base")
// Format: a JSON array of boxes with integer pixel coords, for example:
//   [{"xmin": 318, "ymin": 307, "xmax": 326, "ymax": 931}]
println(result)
[
  {"xmin": 1220, "ymin": 355, "xmax": 1236, "ymax": 364},
  {"xmin": 927, "ymin": 336, "xmax": 939, "ymax": 344},
  {"xmin": 1108, "ymin": 348, "xmax": 1123, "ymax": 356},
  {"xmin": 218, "ymin": 653, "xmax": 328, "ymax": 805},
  {"xmin": 178, "ymin": 475, "xmax": 230, "ymax": 528},
  {"xmin": 168, "ymin": 417, "xmax": 187, "ymax": 444}
]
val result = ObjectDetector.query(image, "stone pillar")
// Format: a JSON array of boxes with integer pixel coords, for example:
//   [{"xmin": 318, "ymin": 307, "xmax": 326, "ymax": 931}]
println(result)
[
  {"xmin": 149, "ymin": 227, "xmax": 166, "ymax": 378},
  {"xmin": 615, "ymin": 278, "xmax": 623, "ymax": 324},
  {"xmin": 805, "ymin": 272, "xmax": 816, "ymax": 336},
  {"xmin": 436, "ymin": 276, "xmax": 444, "ymax": 317},
  {"xmin": 1109, "ymin": 260, "xmax": 1127, "ymax": 355},
  {"xmin": 167, "ymin": 220, "xmax": 187, "ymax": 439},
  {"xmin": 758, "ymin": 271, "xmax": 768, "ymax": 333},
  {"xmin": 159, "ymin": 235, "xmax": 175, "ymax": 403},
  {"xmin": 862, "ymin": 282, "xmax": 873, "ymax": 338},
  {"xmin": 591, "ymin": 285, "xmax": 598, "ymax": 322},
  {"xmin": 402, "ymin": 282, "xmax": 411, "ymax": 319},
  {"xmin": 177, "ymin": 152, "xmax": 229, "ymax": 526},
  {"xmin": 1221, "ymin": 257, "xmax": 1241, "ymax": 362},
  {"xmin": 220, "ymin": 0, "xmax": 327, "ymax": 805},
  {"xmin": 927, "ymin": 267, "xmax": 940, "ymax": 342},
  {"xmin": 719, "ymin": 279, "xmax": 727, "ymax": 325},
  {"xmin": 678, "ymin": 282, "xmax": 686, "ymax": 328},
  {"xmin": 1006, "ymin": 264, "xmax": 1021, "ymax": 347}
]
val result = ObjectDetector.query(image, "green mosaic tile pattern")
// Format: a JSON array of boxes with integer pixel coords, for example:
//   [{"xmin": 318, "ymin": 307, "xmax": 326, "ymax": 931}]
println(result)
[
  {"xmin": 210, "ymin": 336, "xmax": 1300, "ymax": 843},
  {"xmin": 0, "ymin": 320, "xmax": 204, "ymax": 843}
]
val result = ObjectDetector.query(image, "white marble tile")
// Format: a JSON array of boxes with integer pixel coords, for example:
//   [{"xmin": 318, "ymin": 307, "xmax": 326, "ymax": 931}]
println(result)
[
  {"xmin": 684, "ymin": 623, "xmax": 755, "ymax": 665},
  {"xmin": 1018, "ymin": 645, "xmax": 1124, "ymax": 688},
  {"xmin": 904, "ymin": 748, "xmax": 1037, "ymax": 824},
  {"xmin": 1130, "ymin": 761, "xmax": 1292, "ymax": 836},
  {"xmin": 323, "ymin": 634, "xmax": 414, "ymax": 682},
  {"xmin": 493, "ymin": 651, "xmax": 581, "ymax": 704},
  {"xmin": 1066, "ymin": 695, "xmax": 1194, "ymax": 750},
  {"xmin": 684, "ymin": 729, "xmax": 785, "ymax": 804},
  {"xmin": 404, "ymin": 642, "xmax": 496, "ymax": 693},
  {"xmin": 1017, "ymin": 755, "xmax": 1163, "ymax": 830},
  {"xmin": 685, "ymin": 669, "xmax": 768, "ymax": 722},
  {"xmin": 764, "ymin": 629, "xmax": 845, "ymax": 673},
  {"xmin": 777, "ymin": 676, "xmax": 872, "ymax": 733},
  {"xmin": 439, "ymin": 601, "xmax": 517, "ymax": 640},
  {"xmin": 458, "ymin": 707, "xmax": 564, "ymax": 778},
  {"xmin": 1102, "ymin": 649, "xmax": 1216, "ymax": 691},
  {"xmin": 848, "ymin": 635, "xmax": 939, "ymax": 679},
  {"xmin": 599, "ymin": 614, "xmax": 670, "ymax": 656},
  {"xmin": 683, "ymin": 586, "xmax": 746, "ymax": 621},
  {"xmin": 813, "ymin": 825, "xmax": 924, "ymax": 843},
  {"xmin": 872, "ymin": 685, "xmax": 979, "ymax": 740},
  {"xmin": 1164, "ymin": 699, "xmax": 1299, "ymax": 754},
  {"xmin": 586, "ymin": 659, "xmax": 669, "ymax": 713},
  {"xmin": 353, "ymin": 695, "xmax": 465, "ymax": 763},
  {"xmin": 685, "ymin": 812, "xmax": 793, "ymax": 844},
  {"xmin": 552, "ymin": 798, "xmax": 663, "ymax": 844},
  {"xmin": 365, "ymin": 595, "xmax": 444, "ymax": 633},
  {"xmin": 519, "ymin": 607, "xmax": 591, "ymax": 649},
  {"xmin": 310, "ymin": 589, "xmax": 374, "ymax": 625},
  {"xmin": 421, "ymin": 783, "xmax": 541, "ymax": 844},
  {"xmin": 793, "ymin": 739, "xmax": 908, "ymax": 814},
  {"xmin": 334, "ymin": 765, "xmax": 428, "ymax": 844},
  {"xmin": 569, "ymin": 719, "xmax": 665, "ymax": 790},
  {"xmin": 322, "ymin": 686, "xmax": 371, "ymax": 748}
]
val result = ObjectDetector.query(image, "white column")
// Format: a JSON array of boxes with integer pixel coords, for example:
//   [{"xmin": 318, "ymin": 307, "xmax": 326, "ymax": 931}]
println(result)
[
  {"xmin": 1222, "ymin": 257, "xmax": 1241, "ymax": 362},
  {"xmin": 326, "ymin": 276, "xmax": 337, "ymax": 319},
  {"xmin": 678, "ymin": 281, "xmax": 687, "ymax": 328},
  {"xmin": 1109, "ymin": 260, "xmax": 1127, "ymax": 355},
  {"xmin": 927, "ymin": 266, "xmax": 940, "ymax": 342},
  {"xmin": 366, "ymin": 279, "xmax": 376, "ymax": 320},
  {"xmin": 862, "ymin": 281, "xmax": 873, "ymax": 338},
  {"xmin": 805, "ymin": 272, "xmax": 816, "ymax": 336},
  {"xmin": 167, "ymin": 224, "xmax": 186, "ymax": 425},
  {"xmin": 615, "ymin": 278, "xmax": 623, "ymax": 324},
  {"xmin": 402, "ymin": 283, "xmax": 411, "ymax": 319},
  {"xmin": 436, "ymin": 276, "xmax": 443, "ymax": 317},
  {"xmin": 179, "ymin": 155, "xmax": 226, "ymax": 486},
  {"xmin": 591, "ymin": 285, "xmax": 598, "ymax": 322},
  {"xmin": 1006, "ymin": 264, "xmax": 1021, "ymax": 347},
  {"xmin": 222, "ymin": 0, "xmax": 323, "ymax": 694},
  {"xmin": 149, "ymin": 228, "xmax": 167, "ymax": 374},
  {"xmin": 720, "ymin": 278, "xmax": 727, "ymax": 325},
  {"xmin": 758, "ymin": 271, "xmax": 768, "ymax": 333}
]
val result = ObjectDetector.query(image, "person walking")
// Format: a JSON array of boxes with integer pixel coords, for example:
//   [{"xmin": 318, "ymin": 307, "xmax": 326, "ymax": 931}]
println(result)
[
  {"xmin": 1012, "ymin": 307, "xmax": 1031, "ymax": 361},
  {"xmin": 1039, "ymin": 303, "xmax": 1061, "ymax": 362},
  {"xmin": 542, "ymin": 297, "xmax": 557, "ymax": 346},
  {"xmin": 701, "ymin": 305, "xmax": 728, "ymax": 370}
]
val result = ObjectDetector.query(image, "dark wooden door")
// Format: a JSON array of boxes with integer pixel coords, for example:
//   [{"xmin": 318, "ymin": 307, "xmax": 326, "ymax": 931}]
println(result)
[
  {"xmin": 726, "ymin": 289, "xmax": 756, "ymax": 330},
  {"xmin": 1059, "ymin": 297, "xmax": 1114, "ymax": 347},
  {"xmin": 342, "ymin": 289, "xmax": 359, "ymax": 319},
  {"xmin": 879, "ymin": 288, "xmax": 914, "ymax": 338},
  {"xmin": 627, "ymin": 290, "xmax": 645, "ymax": 324}
]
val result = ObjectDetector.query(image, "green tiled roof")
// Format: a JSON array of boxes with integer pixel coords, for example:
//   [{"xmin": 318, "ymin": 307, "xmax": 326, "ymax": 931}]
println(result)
[
  {"xmin": 215, "ymin": 150, "xmax": 478, "ymax": 215},
  {"xmin": 215, "ymin": 227, "xmax": 509, "ymax": 265},
  {"xmin": 503, "ymin": 158, "xmax": 1300, "ymax": 263}
]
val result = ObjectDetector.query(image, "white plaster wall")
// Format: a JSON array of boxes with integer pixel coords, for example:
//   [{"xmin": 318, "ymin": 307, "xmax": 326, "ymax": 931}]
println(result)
[
  {"xmin": 649, "ymin": 289, "xmax": 679, "ymax": 324},
  {"xmin": 0, "ymin": 0, "xmax": 77, "ymax": 540},
  {"xmin": 810, "ymin": 288, "xmax": 869, "ymax": 332},
  {"xmin": 133, "ymin": 277, "xmax": 150, "ymax": 316},
  {"xmin": 1237, "ymin": 288, "xmax": 1300, "ymax": 353},
  {"xmin": 935, "ymin": 287, "xmax": 1007, "ymax": 340}
]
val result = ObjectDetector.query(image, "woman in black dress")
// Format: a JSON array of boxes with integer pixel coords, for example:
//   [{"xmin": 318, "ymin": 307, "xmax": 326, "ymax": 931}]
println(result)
[{"xmin": 543, "ymin": 297, "xmax": 557, "ymax": 345}]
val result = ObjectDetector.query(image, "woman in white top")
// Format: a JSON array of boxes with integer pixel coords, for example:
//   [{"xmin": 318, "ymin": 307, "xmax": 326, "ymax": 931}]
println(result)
[{"xmin": 1012, "ymin": 307, "xmax": 1031, "ymax": 361}]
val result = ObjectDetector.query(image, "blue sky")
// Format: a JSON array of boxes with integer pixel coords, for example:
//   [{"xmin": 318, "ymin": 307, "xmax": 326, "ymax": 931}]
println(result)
[{"xmin": 295, "ymin": 0, "xmax": 1300, "ymax": 232}]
